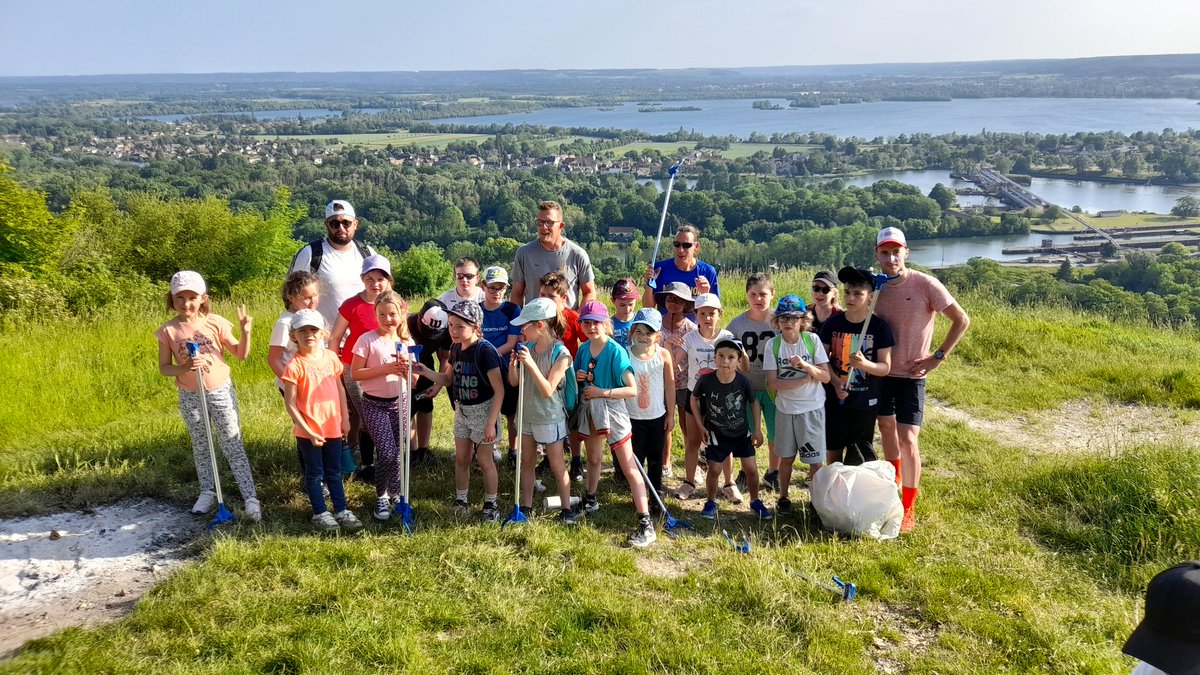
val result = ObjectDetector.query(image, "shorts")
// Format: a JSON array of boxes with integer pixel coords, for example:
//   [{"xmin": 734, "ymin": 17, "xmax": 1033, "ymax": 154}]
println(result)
[
  {"xmin": 775, "ymin": 407, "xmax": 826, "ymax": 465},
  {"xmin": 704, "ymin": 434, "xmax": 755, "ymax": 464},
  {"xmin": 411, "ymin": 387, "xmax": 434, "ymax": 414},
  {"xmin": 676, "ymin": 388, "xmax": 693, "ymax": 416},
  {"xmin": 522, "ymin": 419, "xmax": 569, "ymax": 445},
  {"xmin": 500, "ymin": 379, "xmax": 518, "ymax": 418},
  {"xmin": 754, "ymin": 389, "xmax": 777, "ymax": 441},
  {"xmin": 453, "ymin": 400, "xmax": 501, "ymax": 445},
  {"xmin": 877, "ymin": 376, "xmax": 926, "ymax": 427},
  {"xmin": 576, "ymin": 398, "xmax": 632, "ymax": 448},
  {"xmin": 826, "ymin": 403, "xmax": 877, "ymax": 456}
]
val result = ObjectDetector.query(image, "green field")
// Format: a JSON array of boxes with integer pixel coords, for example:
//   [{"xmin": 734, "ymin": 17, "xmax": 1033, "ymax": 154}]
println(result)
[
  {"xmin": 2, "ymin": 270, "xmax": 1196, "ymax": 672},
  {"xmin": 252, "ymin": 132, "xmax": 492, "ymax": 150},
  {"xmin": 1037, "ymin": 213, "xmax": 1185, "ymax": 232}
]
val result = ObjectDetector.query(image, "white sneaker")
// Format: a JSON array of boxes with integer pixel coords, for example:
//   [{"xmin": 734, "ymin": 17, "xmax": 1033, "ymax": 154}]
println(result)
[
  {"xmin": 373, "ymin": 497, "xmax": 391, "ymax": 521},
  {"xmin": 312, "ymin": 511, "xmax": 339, "ymax": 532},
  {"xmin": 664, "ymin": 465, "xmax": 674, "ymax": 479},
  {"xmin": 243, "ymin": 498, "xmax": 262, "ymax": 522},
  {"xmin": 191, "ymin": 491, "xmax": 217, "ymax": 514},
  {"xmin": 334, "ymin": 510, "xmax": 364, "ymax": 532},
  {"xmin": 534, "ymin": 479, "xmax": 547, "ymax": 493}
]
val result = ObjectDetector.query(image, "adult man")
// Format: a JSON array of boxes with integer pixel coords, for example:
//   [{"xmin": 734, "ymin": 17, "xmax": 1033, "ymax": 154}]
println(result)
[
  {"xmin": 872, "ymin": 226, "xmax": 970, "ymax": 533},
  {"xmin": 289, "ymin": 199, "xmax": 375, "ymax": 331},
  {"xmin": 642, "ymin": 225, "xmax": 720, "ymax": 314},
  {"xmin": 510, "ymin": 201, "xmax": 596, "ymax": 308}
]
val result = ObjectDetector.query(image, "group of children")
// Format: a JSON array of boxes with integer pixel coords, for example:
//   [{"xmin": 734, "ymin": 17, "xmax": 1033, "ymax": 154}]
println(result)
[{"xmin": 156, "ymin": 256, "xmax": 897, "ymax": 547}]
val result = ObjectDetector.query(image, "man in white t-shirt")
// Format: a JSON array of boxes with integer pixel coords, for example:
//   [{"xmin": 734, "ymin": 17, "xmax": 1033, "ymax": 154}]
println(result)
[
  {"xmin": 289, "ymin": 199, "xmax": 376, "ymax": 331},
  {"xmin": 437, "ymin": 257, "xmax": 486, "ymax": 309}
]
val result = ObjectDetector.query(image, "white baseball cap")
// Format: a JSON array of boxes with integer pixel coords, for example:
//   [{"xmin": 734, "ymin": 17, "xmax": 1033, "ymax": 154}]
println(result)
[
  {"xmin": 483, "ymin": 266, "xmax": 509, "ymax": 286},
  {"xmin": 170, "ymin": 270, "xmax": 206, "ymax": 296},
  {"xmin": 511, "ymin": 297, "xmax": 558, "ymax": 325},
  {"xmin": 325, "ymin": 199, "xmax": 356, "ymax": 220},
  {"xmin": 291, "ymin": 308, "xmax": 325, "ymax": 331},
  {"xmin": 876, "ymin": 227, "xmax": 907, "ymax": 248},
  {"xmin": 694, "ymin": 293, "xmax": 722, "ymax": 310}
]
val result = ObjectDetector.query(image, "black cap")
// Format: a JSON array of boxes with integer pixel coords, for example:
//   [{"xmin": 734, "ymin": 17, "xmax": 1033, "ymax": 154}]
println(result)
[
  {"xmin": 714, "ymin": 338, "xmax": 745, "ymax": 356},
  {"xmin": 1123, "ymin": 561, "xmax": 1200, "ymax": 675},
  {"xmin": 812, "ymin": 270, "xmax": 838, "ymax": 287},
  {"xmin": 838, "ymin": 266, "xmax": 876, "ymax": 286}
]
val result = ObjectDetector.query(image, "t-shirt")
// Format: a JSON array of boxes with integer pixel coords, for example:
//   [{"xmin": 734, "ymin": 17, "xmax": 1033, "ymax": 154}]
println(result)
[
  {"xmin": 522, "ymin": 340, "xmax": 571, "ymax": 425},
  {"xmin": 481, "ymin": 301, "xmax": 521, "ymax": 363},
  {"xmin": 628, "ymin": 346, "xmax": 667, "ymax": 420},
  {"xmin": 337, "ymin": 295, "xmax": 378, "ymax": 365},
  {"xmin": 819, "ymin": 313, "xmax": 895, "ymax": 411},
  {"xmin": 650, "ymin": 259, "xmax": 720, "ymax": 313},
  {"xmin": 872, "ymin": 270, "xmax": 955, "ymax": 380},
  {"xmin": 611, "ymin": 316, "xmax": 634, "ymax": 348},
  {"xmin": 281, "ymin": 347, "xmax": 344, "ymax": 440},
  {"xmin": 683, "ymin": 328, "xmax": 734, "ymax": 391},
  {"xmin": 573, "ymin": 338, "xmax": 633, "ymax": 391},
  {"xmin": 406, "ymin": 315, "xmax": 452, "ymax": 393},
  {"xmin": 511, "ymin": 238, "xmax": 594, "ymax": 308},
  {"xmin": 155, "ymin": 314, "xmax": 236, "ymax": 392},
  {"xmin": 763, "ymin": 333, "xmax": 830, "ymax": 415},
  {"xmin": 269, "ymin": 311, "xmax": 300, "ymax": 391},
  {"xmin": 661, "ymin": 316, "xmax": 697, "ymax": 391},
  {"xmin": 692, "ymin": 371, "xmax": 754, "ymax": 442},
  {"xmin": 437, "ymin": 287, "xmax": 486, "ymax": 310},
  {"xmin": 811, "ymin": 307, "xmax": 842, "ymax": 334},
  {"xmin": 289, "ymin": 239, "xmax": 375, "ymax": 332},
  {"xmin": 351, "ymin": 330, "xmax": 413, "ymax": 399},
  {"xmin": 561, "ymin": 307, "xmax": 582, "ymax": 357},
  {"xmin": 726, "ymin": 312, "xmax": 775, "ymax": 391},
  {"xmin": 450, "ymin": 341, "xmax": 503, "ymax": 405}
]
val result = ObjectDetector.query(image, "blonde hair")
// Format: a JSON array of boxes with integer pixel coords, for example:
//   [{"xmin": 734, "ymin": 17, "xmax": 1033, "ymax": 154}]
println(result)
[{"xmin": 373, "ymin": 290, "xmax": 411, "ymax": 341}]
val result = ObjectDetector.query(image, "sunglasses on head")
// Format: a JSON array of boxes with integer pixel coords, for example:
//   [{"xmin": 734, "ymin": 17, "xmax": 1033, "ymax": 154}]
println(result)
[
  {"xmin": 327, "ymin": 219, "xmax": 354, "ymax": 229},
  {"xmin": 672, "ymin": 241, "xmax": 694, "ymax": 249},
  {"xmin": 811, "ymin": 285, "xmax": 831, "ymax": 294}
]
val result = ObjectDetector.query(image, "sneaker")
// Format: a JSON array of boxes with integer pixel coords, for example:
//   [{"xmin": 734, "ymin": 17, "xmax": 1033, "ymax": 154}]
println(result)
[
  {"xmin": 334, "ymin": 509, "xmax": 364, "ymax": 532},
  {"xmin": 312, "ymin": 511, "xmax": 339, "ymax": 532},
  {"xmin": 558, "ymin": 510, "xmax": 578, "ymax": 526},
  {"xmin": 583, "ymin": 494, "xmax": 599, "ymax": 514},
  {"xmin": 191, "ymin": 491, "xmax": 216, "ymax": 514},
  {"xmin": 763, "ymin": 468, "xmax": 780, "ymax": 492},
  {"xmin": 700, "ymin": 500, "xmax": 718, "ymax": 520},
  {"xmin": 628, "ymin": 520, "xmax": 657, "ymax": 548},
  {"xmin": 534, "ymin": 479, "xmax": 547, "ymax": 493},
  {"xmin": 243, "ymin": 498, "xmax": 262, "ymax": 522},
  {"xmin": 776, "ymin": 497, "xmax": 792, "ymax": 515},
  {"xmin": 570, "ymin": 456, "xmax": 584, "ymax": 483},
  {"xmin": 507, "ymin": 449, "xmax": 517, "ymax": 464},
  {"xmin": 750, "ymin": 499, "xmax": 773, "ymax": 520},
  {"xmin": 900, "ymin": 508, "xmax": 916, "ymax": 533},
  {"xmin": 354, "ymin": 464, "xmax": 376, "ymax": 485},
  {"xmin": 454, "ymin": 498, "xmax": 470, "ymax": 515},
  {"xmin": 373, "ymin": 497, "xmax": 392, "ymax": 521},
  {"xmin": 482, "ymin": 502, "xmax": 500, "ymax": 523},
  {"xmin": 663, "ymin": 464, "xmax": 674, "ymax": 479},
  {"xmin": 674, "ymin": 480, "xmax": 696, "ymax": 500},
  {"xmin": 723, "ymin": 483, "xmax": 744, "ymax": 505}
]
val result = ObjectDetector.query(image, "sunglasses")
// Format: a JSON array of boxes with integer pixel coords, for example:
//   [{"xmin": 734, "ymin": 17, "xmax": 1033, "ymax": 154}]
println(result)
[
  {"xmin": 327, "ymin": 220, "xmax": 354, "ymax": 229},
  {"xmin": 672, "ymin": 241, "xmax": 694, "ymax": 249},
  {"xmin": 456, "ymin": 273, "xmax": 476, "ymax": 281},
  {"xmin": 811, "ymin": 285, "xmax": 831, "ymax": 294}
]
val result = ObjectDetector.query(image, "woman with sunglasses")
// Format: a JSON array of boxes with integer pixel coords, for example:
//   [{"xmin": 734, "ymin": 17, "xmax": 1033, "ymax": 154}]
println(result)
[
  {"xmin": 641, "ymin": 225, "xmax": 720, "ymax": 316},
  {"xmin": 809, "ymin": 270, "xmax": 843, "ymax": 333}
]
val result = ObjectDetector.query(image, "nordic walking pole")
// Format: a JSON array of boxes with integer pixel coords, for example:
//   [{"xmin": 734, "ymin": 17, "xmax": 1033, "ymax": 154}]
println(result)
[
  {"xmin": 502, "ymin": 347, "xmax": 529, "ymax": 527},
  {"xmin": 646, "ymin": 158, "xmax": 685, "ymax": 290},
  {"xmin": 629, "ymin": 451, "xmax": 693, "ymax": 536},
  {"xmin": 395, "ymin": 344, "xmax": 419, "ymax": 533},
  {"xmin": 841, "ymin": 273, "xmax": 888, "ymax": 403},
  {"xmin": 187, "ymin": 341, "xmax": 236, "ymax": 530}
]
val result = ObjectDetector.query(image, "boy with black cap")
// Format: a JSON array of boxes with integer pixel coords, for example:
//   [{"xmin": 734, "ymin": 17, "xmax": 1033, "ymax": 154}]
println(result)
[
  {"xmin": 407, "ymin": 299, "xmax": 452, "ymax": 464},
  {"xmin": 1123, "ymin": 561, "xmax": 1200, "ymax": 675}
]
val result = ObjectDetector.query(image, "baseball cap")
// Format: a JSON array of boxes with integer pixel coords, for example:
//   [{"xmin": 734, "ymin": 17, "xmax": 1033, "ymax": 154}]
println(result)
[
  {"xmin": 447, "ymin": 300, "xmax": 483, "ymax": 326},
  {"xmin": 694, "ymin": 293, "xmax": 722, "ymax": 311},
  {"xmin": 325, "ymin": 199, "xmax": 356, "ymax": 220},
  {"xmin": 838, "ymin": 266, "xmax": 880, "ymax": 287},
  {"xmin": 714, "ymin": 338, "xmax": 745, "ymax": 356},
  {"xmin": 655, "ymin": 281, "xmax": 694, "ymax": 303},
  {"xmin": 774, "ymin": 294, "xmax": 807, "ymax": 317},
  {"xmin": 361, "ymin": 254, "xmax": 392, "ymax": 278},
  {"xmin": 1123, "ymin": 561, "xmax": 1200, "ymax": 675},
  {"xmin": 511, "ymin": 297, "xmax": 558, "ymax": 325},
  {"xmin": 876, "ymin": 226, "xmax": 907, "ymax": 248},
  {"xmin": 169, "ymin": 270, "xmax": 206, "ymax": 296},
  {"xmin": 418, "ymin": 300, "xmax": 449, "ymax": 335},
  {"xmin": 812, "ymin": 270, "xmax": 838, "ymax": 288},
  {"xmin": 630, "ymin": 308, "xmax": 662, "ymax": 332},
  {"xmin": 611, "ymin": 278, "xmax": 639, "ymax": 301},
  {"xmin": 483, "ymin": 266, "xmax": 509, "ymax": 286},
  {"xmin": 291, "ymin": 308, "xmax": 325, "ymax": 331},
  {"xmin": 578, "ymin": 300, "xmax": 610, "ymax": 323}
]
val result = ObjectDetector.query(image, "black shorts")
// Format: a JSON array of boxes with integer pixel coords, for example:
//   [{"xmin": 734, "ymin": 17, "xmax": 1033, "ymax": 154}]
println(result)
[
  {"xmin": 705, "ymin": 434, "xmax": 754, "ymax": 464},
  {"xmin": 876, "ymin": 376, "xmax": 926, "ymax": 427},
  {"xmin": 411, "ymin": 390, "xmax": 434, "ymax": 414},
  {"xmin": 676, "ymin": 388, "xmax": 692, "ymax": 416},
  {"xmin": 826, "ymin": 403, "xmax": 878, "ymax": 460},
  {"xmin": 500, "ymin": 379, "xmax": 518, "ymax": 418}
]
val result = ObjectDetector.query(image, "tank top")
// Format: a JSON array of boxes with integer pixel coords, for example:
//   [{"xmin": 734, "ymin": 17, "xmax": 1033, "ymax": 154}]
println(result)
[{"xmin": 627, "ymin": 347, "xmax": 666, "ymax": 420}]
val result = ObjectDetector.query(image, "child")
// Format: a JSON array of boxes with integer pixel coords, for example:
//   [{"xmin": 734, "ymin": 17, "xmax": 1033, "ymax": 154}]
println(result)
[
  {"xmin": 818, "ymin": 267, "xmax": 894, "ymax": 468},
  {"xmin": 268, "ymin": 270, "xmax": 321, "ymax": 477},
  {"xmin": 726, "ymin": 272, "xmax": 780, "ymax": 492},
  {"xmin": 281, "ymin": 309, "xmax": 363, "ymax": 533},
  {"xmin": 480, "ymin": 266, "xmax": 521, "ymax": 462},
  {"xmin": 539, "ymin": 270, "xmax": 584, "ymax": 481},
  {"xmin": 350, "ymin": 291, "xmax": 416, "ymax": 521},
  {"xmin": 764, "ymin": 295, "xmax": 833, "ymax": 514},
  {"xmin": 329, "ymin": 254, "xmax": 393, "ymax": 481},
  {"xmin": 657, "ymin": 282, "xmax": 697, "ymax": 480},
  {"xmin": 610, "ymin": 278, "xmax": 640, "ymax": 347},
  {"xmin": 406, "ymin": 299, "xmax": 452, "ymax": 465},
  {"xmin": 626, "ymin": 308, "xmax": 675, "ymax": 494},
  {"xmin": 691, "ymin": 339, "xmax": 770, "ymax": 520},
  {"xmin": 415, "ymin": 300, "xmax": 504, "ymax": 522},
  {"xmin": 156, "ymin": 271, "xmax": 261, "ymax": 521},
  {"xmin": 810, "ymin": 270, "xmax": 843, "ymax": 333},
  {"xmin": 438, "ymin": 257, "xmax": 486, "ymax": 308},
  {"xmin": 573, "ymin": 301, "xmax": 656, "ymax": 547},
  {"xmin": 676, "ymin": 293, "xmax": 737, "ymax": 502},
  {"xmin": 508, "ymin": 298, "xmax": 576, "ymax": 525}
]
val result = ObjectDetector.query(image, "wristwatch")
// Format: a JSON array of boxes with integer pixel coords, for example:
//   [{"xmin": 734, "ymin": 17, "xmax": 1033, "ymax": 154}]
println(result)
[{"xmin": 933, "ymin": 349, "xmax": 946, "ymax": 360}]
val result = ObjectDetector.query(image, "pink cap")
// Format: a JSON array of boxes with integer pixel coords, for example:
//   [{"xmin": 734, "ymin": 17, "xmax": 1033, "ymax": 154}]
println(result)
[{"xmin": 578, "ymin": 300, "xmax": 610, "ymax": 323}]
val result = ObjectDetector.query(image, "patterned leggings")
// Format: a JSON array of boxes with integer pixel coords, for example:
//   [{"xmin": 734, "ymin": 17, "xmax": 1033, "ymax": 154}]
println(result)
[
  {"xmin": 359, "ymin": 395, "xmax": 402, "ymax": 499},
  {"xmin": 178, "ymin": 381, "xmax": 257, "ymax": 501}
]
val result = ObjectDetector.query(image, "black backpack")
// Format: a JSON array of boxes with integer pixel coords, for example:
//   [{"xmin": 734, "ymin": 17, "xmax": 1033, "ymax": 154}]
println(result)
[{"xmin": 306, "ymin": 239, "xmax": 372, "ymax": 274}]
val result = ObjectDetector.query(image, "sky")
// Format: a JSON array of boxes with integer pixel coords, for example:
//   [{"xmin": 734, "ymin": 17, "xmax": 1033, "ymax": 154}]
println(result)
[{"xmin": 5, "ymin": 0, "xmax": 1200, "ymax": 77}]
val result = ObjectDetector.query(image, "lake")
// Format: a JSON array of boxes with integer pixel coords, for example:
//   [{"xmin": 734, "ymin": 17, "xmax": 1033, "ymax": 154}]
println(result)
[
  {"xmin": 906, "ymin": 232, "xmax": 1081, "ymax": 268},
  {"xmin": 142, "ymin": 108, "xmax": 386, "ymax": 123}
]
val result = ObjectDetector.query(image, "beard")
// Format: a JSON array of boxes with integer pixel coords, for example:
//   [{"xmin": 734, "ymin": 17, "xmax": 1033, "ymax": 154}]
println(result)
[{"xmin": 327, "ymin": 228, "xmax": 353, "ymax": 245}]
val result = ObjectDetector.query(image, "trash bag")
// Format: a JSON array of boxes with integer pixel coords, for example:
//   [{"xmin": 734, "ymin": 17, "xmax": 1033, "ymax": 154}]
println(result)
[{"xmin": 810, "ymin": 461, "xmax": 902, "ymax": 541}]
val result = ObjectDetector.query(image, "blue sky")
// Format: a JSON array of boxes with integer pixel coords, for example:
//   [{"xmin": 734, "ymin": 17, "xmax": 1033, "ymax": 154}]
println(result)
[{"xmin": 6, "ymin": 0, "xmax": 1199, "ymax": 76}]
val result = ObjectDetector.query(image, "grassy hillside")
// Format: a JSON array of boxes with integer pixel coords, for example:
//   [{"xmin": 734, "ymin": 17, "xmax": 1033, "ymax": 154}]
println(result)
[{"xmin": 2, "ymin": 270, "xmax": 1197, "ymax": 673}]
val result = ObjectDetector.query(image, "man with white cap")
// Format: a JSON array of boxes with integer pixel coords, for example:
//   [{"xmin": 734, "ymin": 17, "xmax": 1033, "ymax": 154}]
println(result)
[
  {"xmin": 289, "ymin": 199, "xmax": 375, "ymax": 330},
  {"xmin": 872, "ymin": 226, "xmax": 970, "ymax": 533}
]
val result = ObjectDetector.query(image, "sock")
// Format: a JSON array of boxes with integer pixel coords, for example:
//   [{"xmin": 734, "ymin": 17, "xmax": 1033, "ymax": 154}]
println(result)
[
  {"xmin": 889, "ymin": 459, "xmax": 902, "ymax": 485},
  {"xmin": 901, "ymin": 486, "xmax": 918, "ymax": 511},
  {"xmin": 586, "ymin": 492, "xmax": 597, "ymax": 502},
  {"xmin": 456, "ymin": 489, "xmax": 468, "ymax": 502},
  {"xmin": 484, "ymin": 493, "xmax": 497, "ymax": 505},
  {"xmin": 638, "ymin": 514, "xmax": 651, "ymax": 525}
]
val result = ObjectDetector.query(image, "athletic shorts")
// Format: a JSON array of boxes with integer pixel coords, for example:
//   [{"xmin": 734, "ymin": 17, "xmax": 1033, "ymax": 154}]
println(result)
[
  {"xmin": 704, "ymin": 434, "xmax": 755, "ymax": 464},
  {"xmin": 775, "ymin": 407, "xmax": 826, "ymax": 465},
  {"xmin": 754, "ymin": 389, "xmax": 777, "ymax": 441},
  {"xmin": 453, "ymin": 400, "xmax": 500, "ymax": 445},
  {"xmin": 411, "ymin": 387, "xmax": 434, "ymax": 414},
  {"xmin": 676, "ymin": 388, "xmax": 692, "ymax": 416},
  {"xmin": 876, "ymin": 376, "xmax": 926, "ymax": 427},
  {"xmin": 522, "ymin": 419, "xmax": 569, "ymax": 446},
  {"xmin": 576, "ymin": 398, "xmax": 632, "ymax": 448}
]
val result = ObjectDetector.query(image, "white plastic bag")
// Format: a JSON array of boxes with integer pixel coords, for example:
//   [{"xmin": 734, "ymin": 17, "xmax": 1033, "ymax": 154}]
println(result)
[{"xmin": 810, "ymin": 461, "xmax": 902, "ymax": 541}]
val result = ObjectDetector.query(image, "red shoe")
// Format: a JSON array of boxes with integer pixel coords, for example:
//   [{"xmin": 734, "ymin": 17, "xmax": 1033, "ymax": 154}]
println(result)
[{"xmin": 900, "ymin": 508, "xmax": 916, "ymax": 533}]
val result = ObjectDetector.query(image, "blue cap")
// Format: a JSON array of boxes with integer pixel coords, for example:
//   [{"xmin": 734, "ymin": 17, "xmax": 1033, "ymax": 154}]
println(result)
[
  {"xmin": 774, "ymin": 294, "xmax": 807, "ymax": 317},
  {"xmin": 630, "ymin": 308, "xmax": 662, "ymax": 332}
]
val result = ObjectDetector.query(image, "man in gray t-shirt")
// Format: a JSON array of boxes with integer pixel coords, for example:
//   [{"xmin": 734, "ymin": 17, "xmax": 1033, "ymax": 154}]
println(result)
[{"xmin": 510, "ymin": 200, "xmax": 596, "ymax": 309}]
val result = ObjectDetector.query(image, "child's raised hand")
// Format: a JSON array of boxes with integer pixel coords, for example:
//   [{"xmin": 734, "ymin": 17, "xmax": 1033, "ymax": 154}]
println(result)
[
  {"xmin": 237, "ymin": 305, "xmax": 252, "ymax": 333},
  {"xmin": 848, "ymin": 352, "xmax": 869, "ymax": 369},
  {"xmin": 643, "ymin": 265, "xmax": 657, "ymax": 283}
]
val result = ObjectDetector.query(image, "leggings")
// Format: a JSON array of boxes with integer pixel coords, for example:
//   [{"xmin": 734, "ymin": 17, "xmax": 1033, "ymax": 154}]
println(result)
[
  {"xmin": 178, "ymin": 381, "xmax": 257, "ymax": 501},
  {"xmin": 359, "ymin": 394, "xmax": 402, "ymax": 499},
  {"xmin": 630, "ymin": 415, "xmax": 666, "ymax": 492}
]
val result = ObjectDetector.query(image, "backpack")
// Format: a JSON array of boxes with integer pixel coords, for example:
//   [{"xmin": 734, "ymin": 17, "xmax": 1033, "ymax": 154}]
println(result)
[
  {"xmin": 552, "ymin": 343, "xmax": 579, "ymax": 414},
  {"xmin": 770, "ymin": 331, "xmax": 817, "ymax": 382},
  {"xmin": 306, "ymin": 239, "xmax": 371, "ymax": 274}
]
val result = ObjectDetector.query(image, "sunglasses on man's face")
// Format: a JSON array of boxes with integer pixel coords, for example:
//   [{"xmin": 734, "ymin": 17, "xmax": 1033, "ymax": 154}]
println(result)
[
  {"xmin": 327, "ymin": 219, "xmax": 354, "ymax": 229},
  {"xmin": 672, "ymin": 241, "xmax": 694, "ymax": 249}
]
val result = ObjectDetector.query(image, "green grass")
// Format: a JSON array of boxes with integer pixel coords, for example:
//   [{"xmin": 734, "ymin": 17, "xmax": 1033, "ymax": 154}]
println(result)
[
  {"xmin": 1038, "ymin": 214, "xmax": 1183, "ymax": 231},
  {"xmin": 3, "ymin": 269, "xmax": 1194, "ymax": 672},
  {"xmin": 251, "ymin": 132, "xmax": 492, "ymax": 150}
]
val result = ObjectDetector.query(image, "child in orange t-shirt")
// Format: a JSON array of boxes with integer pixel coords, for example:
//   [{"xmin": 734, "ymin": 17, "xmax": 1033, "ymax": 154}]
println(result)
[{"xmin": 282, "ymin": 309, "xmax": 363, "ymax": 533}]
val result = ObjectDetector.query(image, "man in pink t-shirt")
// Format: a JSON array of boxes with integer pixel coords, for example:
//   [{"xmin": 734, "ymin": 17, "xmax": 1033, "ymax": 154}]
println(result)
[{"xmin": 872, "ymin": 227, "xmax": 971, "ymax": 534}]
